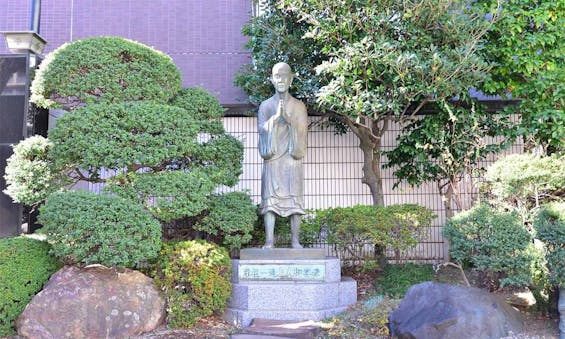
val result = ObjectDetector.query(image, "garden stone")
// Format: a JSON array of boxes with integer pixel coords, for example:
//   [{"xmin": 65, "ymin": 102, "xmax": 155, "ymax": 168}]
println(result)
[
  {"xmin": 17, "ymin": 265, "xmax": 165, "ymax": 338},
  {"xmin": 388, "ymin": 281, "xmax": 522, "ymax": 339}
]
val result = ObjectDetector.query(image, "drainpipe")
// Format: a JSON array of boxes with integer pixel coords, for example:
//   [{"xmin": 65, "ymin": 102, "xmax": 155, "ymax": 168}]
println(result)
[{"xmin": 30, "ymin": 0, "xmax": 41, "ymax": 34}]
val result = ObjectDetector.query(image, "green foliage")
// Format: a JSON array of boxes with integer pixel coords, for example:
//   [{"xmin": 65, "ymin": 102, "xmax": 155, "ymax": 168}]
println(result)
[
  {"xmin": 30, "ymin": 36, "xmax": 182, "ymax": 110},
  {"xmin": 284, "ymin": 0, "xmax": 493, "ymax": 119},
  {"xmin": 529, "ymin": 244, "xmax": 554, "ymax": 312},
  {"xmin": 483, "ymin": 153, "xmax": 565, "ymax": 219},
  {"xmin": 444, "ymin": 204, "xmax": 534, "ymax": 287},
  {"xmin": 170, "ymin": 87, "xmax": 226, "ymax": 133},
  {"xmin": 306, "ymin": 204, "xmax": 434, "ymax": 262},
  {"xmin": 154, "ymin": 240, "xmax": 232, "ymax": 328},
  {"xmin": 3, "ymin": 136, "xmax": 69, "ymax": 206},
  {"xmin": 0, "ymin": 237, "xmax": 61, "ymax": 336},
  {"xmin": 385, "ymin": 100, "xmax": 514, "ymax": 215},
  {"xmin": 375, "ymin": 264, "xmax": 434, "ymax": 298},
  {"xmin": 534, "ymin": 203, "xmax": 565, "ymax": 287},
  {"xmin": 48, "ymin": 99, "xmax": 244, "ymax": 222},
  {"xmin": 235, "ymin": 0, "xmax": 324, "ymax": 107},
  {"xmin": 477, "ymin": 0, "xmax": 565, "ymax": 153},
  {"xmin": 38, "ymin": 190, "xmax": 162, "ymax": 268},
  {"xmin": 239, "ymin": 0, "xmax": 496, "ymax": 205},
  {"xmin": 194, "ymin": 192, "xmax": 258, "ymax": 251}
]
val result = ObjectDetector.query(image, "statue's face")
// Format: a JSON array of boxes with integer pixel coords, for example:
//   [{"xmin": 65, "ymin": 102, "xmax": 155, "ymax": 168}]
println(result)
[{"xmin": 271, "ymin": 69, "xmax": 292, "ymax": 93}]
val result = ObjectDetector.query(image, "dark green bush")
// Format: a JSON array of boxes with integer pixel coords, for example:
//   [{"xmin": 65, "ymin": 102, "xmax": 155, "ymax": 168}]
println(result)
[
  {"xmin": 534, "ymin": 202, "xmax": 565, "ymax": 287},
  {"xmin": 154, "ymin": 240, "xmax": 232, "ymax": 328},
  {"xmin": 194, "ymin": 192, "xmax": 258, "ymax": 251},
  {"xmin": 170, "ymin": 87, "xmax": 225, "ymax": 133},
  {"xmin": 307, "ymin": 204, "xmax": 434, "ymax": 262},
  {"xmin": 48, "ymin": 100, "xmax": 244, "ymax": 223},
  {"xmin": 0, "ymin": 237, "xmax": 61, "ymax": 336},
  {"xmin": 30, "ymin": 36, "xmax": 182, "ymax": 110},
  {"xmin": 3, "ymin": 135, "xmax": 69, "ymax": 206},
  {"xmin": 444, "ymin": 203, "xmax": 534, "ymax": 287},
  {"xmin": 38, "ymin": 190, "xmax": 162, "ymax": 268}
]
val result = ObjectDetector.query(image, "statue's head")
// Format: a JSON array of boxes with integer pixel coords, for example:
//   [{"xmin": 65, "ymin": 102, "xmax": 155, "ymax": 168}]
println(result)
[{"xmin": 271, "ymin": 62, "xmax": 293, "ymax": 94}]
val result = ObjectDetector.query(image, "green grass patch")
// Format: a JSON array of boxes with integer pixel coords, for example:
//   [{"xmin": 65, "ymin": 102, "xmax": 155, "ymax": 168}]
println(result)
[{"xmin": 375, "ymin": 263, "xmax": 434, "ymax": 298}]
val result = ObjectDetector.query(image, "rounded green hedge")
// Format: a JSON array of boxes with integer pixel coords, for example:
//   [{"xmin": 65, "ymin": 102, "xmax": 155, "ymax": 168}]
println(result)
[
  {"xmin": 444, "ymin": 203, "xmax": 534, "ymax": 288},
  {"xmin": 534, "ymin": 202, "xmax": 565, "ymax": 287},
  {"xmin": 38, "ymin": 190, "xmax": 162, "ymax": 268},
  {"xmin": 31, "ymin": 36, "xmax": 182, "ymax": 110},
  {"xmin": 154, "ymin": 240, "xmax": 232, "ymax": 328},
  {"xmin": 0, "ymin": 237, "xmax": 61, "ymax": 336}
]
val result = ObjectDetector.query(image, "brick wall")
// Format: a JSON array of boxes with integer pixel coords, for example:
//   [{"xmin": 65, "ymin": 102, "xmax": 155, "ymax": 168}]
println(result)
[{"xmin": 0, "ymin": 0, "xmax": 252, "ymax": 105}]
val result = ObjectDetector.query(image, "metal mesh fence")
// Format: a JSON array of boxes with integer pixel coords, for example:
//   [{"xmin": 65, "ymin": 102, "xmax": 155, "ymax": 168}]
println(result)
[{"xmin": 85, "ymin": 115, "xmax": 523, "ymax": 263}]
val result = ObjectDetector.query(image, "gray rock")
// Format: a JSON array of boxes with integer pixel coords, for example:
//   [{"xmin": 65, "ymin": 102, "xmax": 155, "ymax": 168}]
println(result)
[
  {"xmin": 17, "ymin": 265, "xmax": 165, "ymax": 338},
  {"xmin": 388, "ymin": 281, "xmax": 523, "ymax": 339}
]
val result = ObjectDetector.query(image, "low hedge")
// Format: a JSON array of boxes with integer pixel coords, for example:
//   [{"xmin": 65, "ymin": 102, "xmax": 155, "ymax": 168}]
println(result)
[
  {"xmin": 38, "ymin": 190, "xmax": 162, "ymax": 268},
  {"xmin": 444, "ymin": 203, "xmax": 534, "ymax": 288},
  {"xmin": 0, "ymin": 237, "xmax": 61, "ymax": 336}
]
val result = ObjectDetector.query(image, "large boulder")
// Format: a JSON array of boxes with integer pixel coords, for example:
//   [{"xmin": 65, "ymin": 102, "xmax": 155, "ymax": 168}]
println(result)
[
  {"xmin": 389, "ymin": 282, "xmax": 523, "ymax": 339},
  {"xmin": 17, "ymin": 265, "xmax": 165, "ymax": 338}
]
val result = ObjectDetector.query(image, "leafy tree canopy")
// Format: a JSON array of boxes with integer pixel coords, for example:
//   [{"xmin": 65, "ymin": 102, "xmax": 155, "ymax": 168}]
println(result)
[
  {"xmin": 238, "ymin": 0, "xmax": 497, "ymax": 205},
  {"xmin": 477, "ymin": 0, "xmax": 564, "ymax": 153}
]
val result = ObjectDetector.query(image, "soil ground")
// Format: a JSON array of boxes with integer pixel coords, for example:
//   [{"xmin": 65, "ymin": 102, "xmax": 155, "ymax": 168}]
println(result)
[{"xmin": 139, "ymin": 265, "xmax": 561, "ymax": 338}]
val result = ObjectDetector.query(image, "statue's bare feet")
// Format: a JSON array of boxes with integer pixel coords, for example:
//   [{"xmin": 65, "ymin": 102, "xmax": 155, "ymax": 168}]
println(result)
[
  {"xmin": 262, "ymin": 241, "xmax": 274, "ymax": 249},
  {"xmin": 291, "ymin": 241, "xmax": 303, "ymax": 249}
]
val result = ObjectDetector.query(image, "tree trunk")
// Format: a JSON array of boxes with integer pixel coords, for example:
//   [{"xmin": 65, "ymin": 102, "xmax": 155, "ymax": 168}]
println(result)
[{"xmin": 356, "ymin": 127, "xmax": 384, "ymax": 206}]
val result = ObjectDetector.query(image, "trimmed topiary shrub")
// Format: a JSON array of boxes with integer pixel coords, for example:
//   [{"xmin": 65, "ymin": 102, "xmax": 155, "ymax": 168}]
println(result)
[
  {"xmin": 154, "ymin": 240, "xmax": 232, "ymax": 328},
  {"xmin": 534, "ymin": 202, "xmax": 565, "ymax": 287},
  {"xmin": 483, "ymin": 153, "xmax": 565, "ymax": 220},
  {"xmin": 3, "ymin": 135, "xmax": 69, "ymax": 206},
  {"xmin": 170, "ymin": 87, "xmax": 225, "ymax": 132},
  {"xmin": 194, "ymin": 192, "xmax": 257, "ymax": 252},
  {"xmin": 30, "ymin": 36, "xmax": 182, "ymax": 110},
  {"xmin": 38, "ymin": 190, "xmax": 162, "ymax": 268},
  {"xmin": 444, "ymin": 203, "xmax": 534, "ymax": 288},
  {"xmin": 0, "ymin": 237, "xmax": 61, "ymax": 336},
  {"xmin": 47, "ymin": 100, "xmax": 244, "ymax": 223}
]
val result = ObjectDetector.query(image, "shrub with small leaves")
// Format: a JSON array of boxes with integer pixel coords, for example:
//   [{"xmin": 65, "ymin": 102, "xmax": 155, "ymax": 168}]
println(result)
[
  {"xmin": 444, "ymin": 203, "xmax": 534, "ymax": 288},
  {"xmin": 30, "ymin": 36, "xmax": 182, "ymax": 110},
  {"xmin": 3, "ymin": 135, "xmax": 69, "ymax": 206},
  {"xmin": 483, "ymin": 153, "xmax": 565, "ymax": 220},
  {"xmin": 307, "ymin": 204, "xmax": 434, "ymax": 262},
  {"xmin": 534, "ymin": 202, "xmax": 565, "ymax": 287},
  {"xmin": 0, "ymin": 237, "xmax": 61, "ymax": 336},
  {"xmin": 38, "ymin": 190, "xmax": 162, "ymax": 268},
  {"xmin": 48, "ymin": 100, "xmax": 244, "ymax": 223},
  {"xmin": 154, "ymin": 240, "xmax": 232, "ymax": 328},
  {"xmin": 194, "ymin": 192, "xmax": 257, "ymax": 251}
]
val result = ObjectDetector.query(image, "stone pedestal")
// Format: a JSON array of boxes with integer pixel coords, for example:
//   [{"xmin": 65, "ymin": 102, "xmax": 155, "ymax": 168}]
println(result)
[{"xmin": 223, "ymin": 248, "xmax": 357, "ymax": 327}]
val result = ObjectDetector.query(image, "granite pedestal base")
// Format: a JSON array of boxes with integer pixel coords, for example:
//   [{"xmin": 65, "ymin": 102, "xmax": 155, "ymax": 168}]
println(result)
[{"xmin": 223, "ymin": 248, "xmax": 357, "ymax": 327}]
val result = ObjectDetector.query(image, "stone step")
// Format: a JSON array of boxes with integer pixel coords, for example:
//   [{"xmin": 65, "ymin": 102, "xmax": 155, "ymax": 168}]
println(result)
[
  {"xmin": 231, "ymin": 335, "xmax": 294, "ymax": 339},
  {"xmin": 233, "ymin": 318, "xmax": 321, "ymax": 339}
]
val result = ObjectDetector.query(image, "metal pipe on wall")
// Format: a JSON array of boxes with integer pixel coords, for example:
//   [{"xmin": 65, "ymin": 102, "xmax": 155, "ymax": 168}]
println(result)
[{"xmin": 30, "ymin": 0, "xmax": 41, "ymax": 33}]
